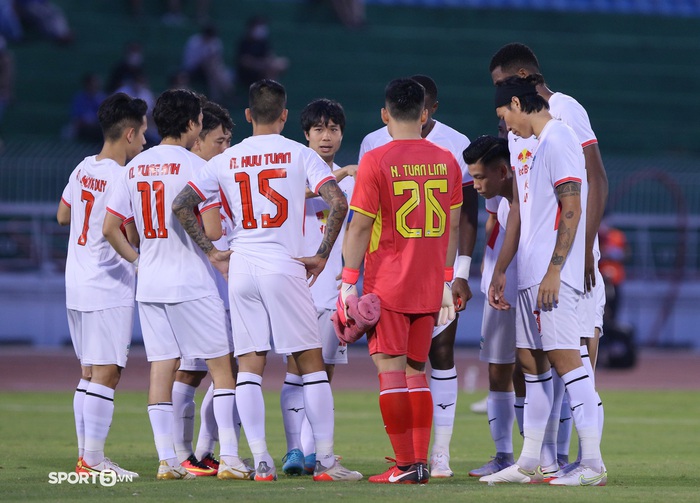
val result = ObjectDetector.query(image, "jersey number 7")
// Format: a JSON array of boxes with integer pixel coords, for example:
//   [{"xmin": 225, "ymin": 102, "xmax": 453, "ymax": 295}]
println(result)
[{"xmin": 235, "ymin": 169, "xmax": 289, "ymax": 229}]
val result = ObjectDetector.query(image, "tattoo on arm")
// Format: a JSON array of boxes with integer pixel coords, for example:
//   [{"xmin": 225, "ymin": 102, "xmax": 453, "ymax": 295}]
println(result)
[
  {"xmin": 550, "ymin": 182, "xmax": 581, "ymax": 267},
  {"xmin": 172, "ymin": 185, "xmax": 213, "ymax": 254},
  {"xmin": 317, "ymin": 180, "xmax": 348, "ymax": 259}
]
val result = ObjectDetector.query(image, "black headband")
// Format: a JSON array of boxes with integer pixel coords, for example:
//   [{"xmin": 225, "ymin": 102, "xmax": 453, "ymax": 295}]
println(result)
[{"xmin": 494, "ymin": 81, "xmax": 538, "ymax": 109}]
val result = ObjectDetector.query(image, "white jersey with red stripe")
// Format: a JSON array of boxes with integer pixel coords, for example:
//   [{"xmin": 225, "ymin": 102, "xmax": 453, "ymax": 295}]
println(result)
[
  {"xmin": 480, "ymin": 196, "xmax": 517, "ymax": 305},
  {"xmin": 358, "ymin": 120, "xmax": 473, "ymax": 186},
  {"xmin": 107, "ymin": 144, "xmax": 221, "ymax": 303},
  {"xmin": 517, "ymin": 119, "xmax": 588, "ymax": 293},
  {"xmin": 548, "ymin": 91, "xmax": 601, "ymax": 257},
  {"xmin": 62, "ymin": 156, "xmax": 135, "ymax": 311},
  {"xmin": 189, "ymin": 134, "xmax": 335, "ymax": 279},
  {"xmin": 303, "ymin": 164, "xmax": 355, "ymax": 310}
]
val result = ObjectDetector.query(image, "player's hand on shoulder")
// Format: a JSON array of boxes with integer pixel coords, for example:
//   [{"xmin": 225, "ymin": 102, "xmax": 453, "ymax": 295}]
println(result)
[
  {"xmin": 344, "ymin": 164, "xmax": 358, "ymax": 178},
  {"xmin": 296, "ymin": 254, "xmax": 327, "ymax": 287}
]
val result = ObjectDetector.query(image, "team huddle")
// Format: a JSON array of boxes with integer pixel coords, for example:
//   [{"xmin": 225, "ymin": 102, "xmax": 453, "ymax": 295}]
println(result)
[{"xmin": 58, "ymin": 42, "xmax": 608, "ymax": 486}]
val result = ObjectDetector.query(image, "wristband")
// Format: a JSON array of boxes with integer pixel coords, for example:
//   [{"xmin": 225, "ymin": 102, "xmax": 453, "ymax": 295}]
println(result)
[
  {"xmin": 444, "ymin": 267, "xmax": 454, "ymax": 282},
  {"xmin": 341, "ymin": 267, "xmax": 360, "ymax": 285},
  {"xmin": 132, "ymin": 256, "xmax": 139, "ymax": 268},
  {"xmin": 455, "ymin": 255, "xmax": 471, "ymax": 280}
]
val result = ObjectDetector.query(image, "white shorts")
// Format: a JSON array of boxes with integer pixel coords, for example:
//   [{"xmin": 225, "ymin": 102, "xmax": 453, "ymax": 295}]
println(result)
[
  {"xmin": 138, "ymin": 296, "xmax": 232, "ymax": 362},
  {"xmin": 579, "ymin": 268, "xmax": 606, "ymax": 338},
  {"xmin": 317, "ymin": 308, "xmax": 348, "ymax": 365},
  {"xmin": 67, "ymin": 306, "xmax": 134, "ymax": 367},
  {"xmin": 229, "ymin": 255, "xmax": 321, "ymax": 357},
  {"xmin": 515, "ymin": 283, "xmax": 583, "ymax": 352},
  {"xmin": 479, "ymin": 300, "xmax": 516, "ymax": 364},
  {"xmin": 179, "ymin": 308, "xmax": 234, "ymax": 372}
]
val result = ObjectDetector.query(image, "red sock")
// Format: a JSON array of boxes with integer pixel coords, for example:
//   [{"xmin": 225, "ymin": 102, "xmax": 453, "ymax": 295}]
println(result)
[
  {"xmin": 378, "ymin": 371, "xmax": 414, "ymax": 467},
  {"xmin": 407, "ymin": 373, "xmax": 433, "ymax": 464}
]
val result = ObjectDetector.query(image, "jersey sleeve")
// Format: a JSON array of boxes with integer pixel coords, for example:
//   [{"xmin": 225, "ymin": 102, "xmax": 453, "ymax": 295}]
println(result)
[
  {"xmin": 449, "ymin": 156, "xmax": 463, "ymax": 209},
  {"xmin": 302, "ymin": 146, "xmax": 335, "ymax": 194},
  {"xmin": 105, "ymin": 170, "xmax": 132, "ymax": 221},
  {"xmin": 485, "ymin": 196, "xmax": 499, "ymax": 214},
  {"xmin": 349, "ymin": 152, "xmax": 380, "ymax": 218},
  {"xmin": 558, "ymin": 97, "xmax": 597, "ymax": 148},
  {"xmin": 550, "ymin": 128, "xmax": 584, "ymax": 188},
  {"xmin": 61, "ymin": 182, "xmax": 71, "ymax": 207},
  {"xmin": 188, "ymin": 156, "xmax": 221, "ymax": 202}
]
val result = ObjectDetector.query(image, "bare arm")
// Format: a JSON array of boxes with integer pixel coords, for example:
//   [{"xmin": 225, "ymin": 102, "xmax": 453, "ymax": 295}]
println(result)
[
  {"xmin": 297, "ymin": 180, "xmax": 349, "ymax": 284},
  {"xmin": 173, "ymin": 185, "xmax": 232, "ymax": 277},
  {"xmin": 103, "ymin": 212, "xmax": 139, "ymax": 263},
  {"xmin": 200, "ymin": 206, "xmax": 223, "ymax": 242},
  {"xmin": 57, "ymin": 200, "xmax": 70, "ymax": 226},
  {"xmin": 482, "ymin": 212, "xmax": 498, "ymax": 274},
  {"xmin": 489, "ymin": 177, "xmax": 520, "ymax": 309},
  {"xmin": 583, "ymin": 143, "xmax": 608, "ymax": 291},
  {"xmin": 343, "ymin": 211, "xmax": 373, "ymax": 271},
  {"xmin": 124, "ymin": 220, "xmax": 140, "ymax": 248},
  {"xmin": 537, "ymin": 181, "xmax": 582, "ymax": 310},
  {"xmin": 459, "ymin": 184, "xmax": 478, "ymax": 257}
]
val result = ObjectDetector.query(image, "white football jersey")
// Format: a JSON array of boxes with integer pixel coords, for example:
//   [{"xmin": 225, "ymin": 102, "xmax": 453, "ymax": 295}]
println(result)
[
  {"xmin": 107, "ymin": 144, "xmax": 220, "ymax": 303},
  {"xmin": 62, "ymin": 156, "xmax": 135, "ymax": 311},
  {"xmin": 480, "ymin": 196, "xmax": 517, "ymax": 305},
  {"xmin": 190, "ymin": 134, "xmax": 335, "ymax": 279},
  {"xmin": 516, "ymin": 119, "xmax": 588, "ymax": 293},
  {"xmin": 212, "ymin": 201, "xmax": 235, "ymax": 309},
  {"xmin": 358, "ymin": 121, "xmax": 473, "ymax": 186},
  {"xmin": 303, "ymin": 164, "xmax": 355, "ymax": 310},
  {"xmin": 548, "ymin": 91, "xmax": 601, "ymax": 257}
]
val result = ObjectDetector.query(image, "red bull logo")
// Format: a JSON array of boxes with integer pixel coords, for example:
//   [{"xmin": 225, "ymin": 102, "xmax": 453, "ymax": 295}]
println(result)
[{"xmin": 517, "ymin": 149, "xmax": 532, "ymax": 163}]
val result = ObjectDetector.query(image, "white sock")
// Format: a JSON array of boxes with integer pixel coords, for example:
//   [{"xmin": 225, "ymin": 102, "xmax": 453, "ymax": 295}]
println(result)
[
  {"xmin": 213, "ymin": 388, "xmax": 239, "ymax": 464},
  {"xmin": 487, "ymin": 391, "xmax": 515, "ymax": 454},
  {"xmin": 194, "ymin": 383, "xmax": 217, "ymax": 460},
  {"xmin": 429, "ymin": 367, "xmax": 458, "ymax": 456},
  {"xmin": 518, "ymin": 371, "xmax": 553, "ymax": 471},
  {"xmin": 302, "ymin": 371, "xmax": 335, "ymax": 468},
  {"xmin": 148, "ymin": 402, "xmax": 177, "ymax": 465},
  {"xmin": 82, "ymin": 383, "xmax": 114, "ymax": 467},
  {"xmin": 235, "ymin": 372, "xmax": 272, "ymax": 467},
  {"xmin": 172, "ymin": 381, "xmax": 196, "ymax": 463},
  {"xmin": 541, "ymin": 371, "xmax": 564, "ymax": 471},
  {"xmin": 514, "ymin": 395, "xmax": 525, "ymax": 437},
  {"xmin": 580, "ymin": 344, "xmax": 596, "ymax": 387},
  {"xmin": 557, "ymin": 391, "xmax": 573, "ymax": 462},
  {"xmin": 73, "ymin": 378, "xmax": 89, "ymax": 458},
  {"xmin": 597, "ymin": 392, "xmax": 605, "ymax": 441},
  {"xmin": 562, "ymin": 366, "xmax": 602, "ymax": 472},
  {"xmin": 280, "ymin": 373, "xmax": 305, "ymax": 452},
  {"xmin": 300, "ymin": 415, "xmax": 314, "ymax": 457}
]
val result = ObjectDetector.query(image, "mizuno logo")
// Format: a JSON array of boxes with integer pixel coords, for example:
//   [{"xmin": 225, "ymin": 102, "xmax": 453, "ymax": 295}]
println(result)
[
  {"xmin": 339, "ymin": 348, "xmax": 346, "ymax": 354},
  {"xmin": 437, "ymin": 402, "xmax": 455, "ymax": 410},
  {"xmin": 571, "ymin": 404, "xmax": 583, "ymax": 411},
  {"xmin": 488, "ymin": 418, "xmax": 497, "ymax": 424},
  {"xmin": 287, "ymin": 407, "xmax": 304, "ymax": 413},
  {"xmin": 559, "ymin": 417, "xmax": 571, "ymax": 423},
  {"xmin": 388, "ymin": 469, "xmax": 416, "ymax": 483}
]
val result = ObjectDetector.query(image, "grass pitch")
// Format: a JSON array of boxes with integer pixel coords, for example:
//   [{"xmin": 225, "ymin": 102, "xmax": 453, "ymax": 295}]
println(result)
[{"xmin": 1, "ymin": 389, "xmax": 698, "ymax": 502}]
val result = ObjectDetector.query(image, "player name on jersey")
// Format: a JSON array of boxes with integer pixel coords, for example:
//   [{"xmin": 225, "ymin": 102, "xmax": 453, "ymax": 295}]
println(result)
[
  {"xmin": 79, "ymin": 174, "xmax": 107, "ymax": 192},
  {"xmin": 390, "ymin": 163, "xmax": 448, "ymax": 178},
  {"xmin": 128, "ymin": 163, "xmax": 181, "ymax": 178},
  {"xmin": 230, "ymin": 151, "xmax": 291, "ymax": 169}
]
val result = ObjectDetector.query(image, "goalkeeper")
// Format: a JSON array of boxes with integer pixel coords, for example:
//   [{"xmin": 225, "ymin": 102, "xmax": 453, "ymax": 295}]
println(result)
[{"xmin": 340, "ymin": 78, "xmax": 467, "ymax": 485}]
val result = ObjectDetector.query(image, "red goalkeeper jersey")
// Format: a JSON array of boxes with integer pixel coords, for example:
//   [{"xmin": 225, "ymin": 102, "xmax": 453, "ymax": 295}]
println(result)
[{"xmin": 350, "ymin": 139, "xmax": 463, "ymax": 313}]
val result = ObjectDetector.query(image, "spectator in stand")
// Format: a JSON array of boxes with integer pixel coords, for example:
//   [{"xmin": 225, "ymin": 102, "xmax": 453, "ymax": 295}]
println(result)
[
  {"xmin": 66, "ymin": 73, "xmax": 105, "ymax": 143},
  {"xmin": 598, "ymin": 220, "xmax": 629, "ymax": 325},
  {"xmin": 329, "ymin": 0, "xmax": 365, "ymax": 29},
  {"xmin": 182, "ymin": 24, "xmax": 233, "ymax": 103},
  {"xmin": 235, "ymin": 16, "xmax": 289, "ymax": 90},
  {"xmin": 14, "ymin": 0, "xmax": 73, "ymax": 44},
  {"xmin": 106, "ymin": 41, "xmax": 145, "ymax": 93}
]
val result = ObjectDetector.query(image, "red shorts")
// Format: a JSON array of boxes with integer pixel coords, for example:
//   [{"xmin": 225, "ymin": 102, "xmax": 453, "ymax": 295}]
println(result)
[{"xmin": 367, "ymin": 307, "xmax": 438, "ymax": 363}]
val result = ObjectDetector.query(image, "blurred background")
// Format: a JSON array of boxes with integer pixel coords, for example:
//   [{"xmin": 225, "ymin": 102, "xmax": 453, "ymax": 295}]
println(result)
[{"xmin": 0, "ymin": 0, "xmax": 699, "ymax": 359}]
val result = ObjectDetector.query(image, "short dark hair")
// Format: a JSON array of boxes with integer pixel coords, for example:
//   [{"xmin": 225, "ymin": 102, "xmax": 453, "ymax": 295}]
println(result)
[
  {"xmin": 463, "ymin": 135, "xmax": 509, "ymax": 168},
  {"xmin": 385, "ymin": 78, "xmax": 425, "ymax": 122},
  {"xmin": 200, "ymin": 101, "xmax": 234, "ymax": 139},
  {"xmin": 249, "ymin": 79, "xmax": 286, "ymax": 125},
  {"xmin": 496, "ymin": 75, "xmax": 549, "ymax": 114},
  {"xmin": 300, "ymin": 98, "xmax": 346, "ymax": 134},
  {"xmin": 489, "ymin": 43, "xmax": 540, "ymax": 75},
  {"xmin": 98, "ymin": 92, "xmax": 147, "ymax": 142},
  {"xmin": 153, "ymin": 89, "xmax": 204, "ymax": 139},
  {"xmin": 410, "ymin": 74, "xmax": 438, "ymax": 102}
]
